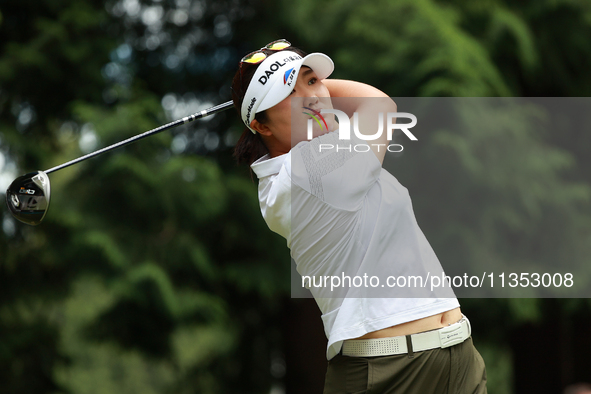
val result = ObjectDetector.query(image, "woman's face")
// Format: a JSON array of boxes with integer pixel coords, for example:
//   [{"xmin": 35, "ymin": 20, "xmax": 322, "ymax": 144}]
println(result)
[{"xmin": 257, "ymin": 67, "xmax": 336, "ymax": 154}]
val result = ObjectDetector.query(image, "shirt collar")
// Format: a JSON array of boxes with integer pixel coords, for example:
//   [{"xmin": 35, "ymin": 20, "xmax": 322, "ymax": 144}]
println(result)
[{"xmin": 251, "ymin": 153, "xmax": 289, "ymax": 179}]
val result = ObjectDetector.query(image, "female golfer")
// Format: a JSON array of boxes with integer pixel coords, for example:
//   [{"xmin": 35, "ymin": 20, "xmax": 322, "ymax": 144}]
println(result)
[{"xmin": 231, "ymin": 39, "xmax": 487, "ymax": 394}]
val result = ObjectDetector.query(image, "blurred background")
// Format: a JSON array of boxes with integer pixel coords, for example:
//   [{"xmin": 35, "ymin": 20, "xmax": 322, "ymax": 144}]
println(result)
[{"xmin": 1, "ymin": 0, "xmax": 591, "ymax": 393}]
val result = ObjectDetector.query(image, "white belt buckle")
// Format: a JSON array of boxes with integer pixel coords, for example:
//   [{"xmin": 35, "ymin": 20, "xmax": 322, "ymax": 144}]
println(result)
[{"xmin": 439, "ymin": 319, "xmax": 467, "ymax": 348}]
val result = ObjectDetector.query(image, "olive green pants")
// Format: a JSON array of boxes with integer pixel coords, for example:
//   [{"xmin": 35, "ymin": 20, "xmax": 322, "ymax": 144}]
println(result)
[{"xmin": 323, "ymin": 337, "xmax": 487, "ymax": 394}]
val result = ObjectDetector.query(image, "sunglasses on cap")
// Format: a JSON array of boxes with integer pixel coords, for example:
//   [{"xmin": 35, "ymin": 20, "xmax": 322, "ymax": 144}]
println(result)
[
  {"xmin": 236, "ymin": 39, "xmax": 292, "ymax": 99},
  {"xmin": 240, "ymin": 39, "xmax": 292, "ymax": 65}
]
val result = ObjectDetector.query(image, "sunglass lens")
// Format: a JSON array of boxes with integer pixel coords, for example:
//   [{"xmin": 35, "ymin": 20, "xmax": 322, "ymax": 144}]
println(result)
[
  {"xmin": 243, "ymin": 52, "xmax": 267, "ymax": 64},
  {"xmin": 266, "ymin": 42, "xmax": 290, "ymax": 50}
]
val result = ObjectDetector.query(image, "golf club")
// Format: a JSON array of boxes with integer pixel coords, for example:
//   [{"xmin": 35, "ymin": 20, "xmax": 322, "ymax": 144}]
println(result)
[{"xmin": 6, "ymin": 100, "xmax": 234, "ymax": 226}]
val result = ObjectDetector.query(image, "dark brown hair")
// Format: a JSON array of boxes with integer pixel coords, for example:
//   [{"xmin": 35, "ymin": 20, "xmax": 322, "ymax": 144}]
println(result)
[{"xmin": 231, "ymin": 45, "xmax": 308, "ymax": 166}]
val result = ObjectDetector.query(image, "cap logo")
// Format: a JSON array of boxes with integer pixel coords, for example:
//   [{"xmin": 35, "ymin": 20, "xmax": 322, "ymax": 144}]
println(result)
[
  {"xmin": 245, "ymin": 97, "xmax": 257, "ymax": 125},
  {"xmin": 257, "ymin": 55, "xmax": 303, "ymax": 85},
  {"xmin": 258, "ymin": 60, "xmax": 286, "ymax": 85},
  {"xmin": 284, "ymin": 68, "xmax": 295, "ymax": 85}
]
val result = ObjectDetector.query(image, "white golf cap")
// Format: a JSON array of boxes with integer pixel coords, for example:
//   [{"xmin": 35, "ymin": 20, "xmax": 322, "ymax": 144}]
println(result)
[{"xmin": 241, "ymin": 50, "xmax": 334, "ymax": 133}]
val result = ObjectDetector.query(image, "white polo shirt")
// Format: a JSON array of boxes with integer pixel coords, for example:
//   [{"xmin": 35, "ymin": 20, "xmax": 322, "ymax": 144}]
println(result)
[{"xmin": 251, "ymin": 131, "xmax": 459, "ymax": 360}]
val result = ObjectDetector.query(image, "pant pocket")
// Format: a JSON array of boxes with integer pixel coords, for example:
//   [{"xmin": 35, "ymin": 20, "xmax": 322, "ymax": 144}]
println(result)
[
  {"xmin": 324, "ymin": 355, "xmax": 370, "ymax": 394},
  {"xmin": 450, "ymin": 337, "xmax": 488, "ymax": 394},
  {"xmin": 346, "ymin": 356, "xmax": 370, "ymax": 394}
]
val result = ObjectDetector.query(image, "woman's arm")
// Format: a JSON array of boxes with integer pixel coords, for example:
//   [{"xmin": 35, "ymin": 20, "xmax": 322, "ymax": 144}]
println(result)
[
  {"xmin": 323, "ymin": 79, "xmax": 396, "ymax": 164},
  {"xmin": 323, "ymin": 79, "xmax": 391, "ymax": 114}
]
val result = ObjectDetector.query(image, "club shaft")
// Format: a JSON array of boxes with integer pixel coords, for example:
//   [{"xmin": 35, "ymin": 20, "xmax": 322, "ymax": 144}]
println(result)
[{"xmin": 44, "ymin": 100, "xmax": 234, "ymax": 174}]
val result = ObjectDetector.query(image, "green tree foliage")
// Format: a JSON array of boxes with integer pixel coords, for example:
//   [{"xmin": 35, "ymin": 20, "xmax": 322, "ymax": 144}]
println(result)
[
  {"xmin": 1, "ymin": 0, "xmax": 289, "ymax": 393},
  {"xmin": 0, "ymin": 1, "xmax": 116, "ymax": 391},
  {"xmin": 49, "ymin": 96, "xmax": 290, "ymax": 393},
  {"xmin": 2, "ymin": 0, "xmax": 591, "ymax": 393}
]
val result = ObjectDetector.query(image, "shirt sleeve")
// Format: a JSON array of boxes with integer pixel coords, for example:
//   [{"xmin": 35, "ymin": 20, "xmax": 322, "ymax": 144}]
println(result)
[{"xmin": 290, "ymin": 130, "xmax": 382, "ymax": 211}]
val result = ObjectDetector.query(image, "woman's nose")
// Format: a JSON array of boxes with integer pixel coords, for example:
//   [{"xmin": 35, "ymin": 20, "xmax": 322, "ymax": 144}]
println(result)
[{"xmin": 304, "ymin": 95, "xmax": 319, "ymax": 108}]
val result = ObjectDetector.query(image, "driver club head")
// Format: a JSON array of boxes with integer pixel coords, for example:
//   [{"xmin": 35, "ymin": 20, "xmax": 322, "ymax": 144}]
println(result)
[{"xmin": 6, "ymin": 171, "xmax": 51, "ymax": 226}]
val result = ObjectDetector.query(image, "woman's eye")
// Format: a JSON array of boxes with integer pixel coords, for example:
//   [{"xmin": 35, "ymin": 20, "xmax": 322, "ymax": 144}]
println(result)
[{"xmin": 308, "ymin": 78, "xmax": 317, "ymax": 85}]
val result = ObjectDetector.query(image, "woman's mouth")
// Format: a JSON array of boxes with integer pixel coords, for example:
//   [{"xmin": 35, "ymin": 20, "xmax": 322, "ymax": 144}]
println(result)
[{"xmin": 303, "ymin": 106, "xmax": 329, "ymax": 131}]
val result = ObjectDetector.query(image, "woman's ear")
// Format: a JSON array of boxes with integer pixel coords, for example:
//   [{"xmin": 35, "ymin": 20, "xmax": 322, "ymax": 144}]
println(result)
[{"xmin": 250, "ymin": 119, "xmax": 273, "ymax": 136}]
